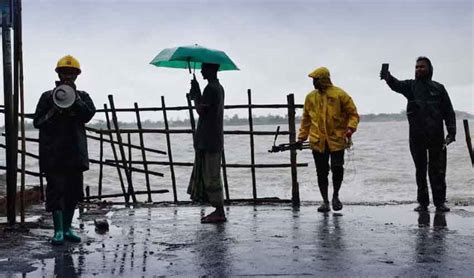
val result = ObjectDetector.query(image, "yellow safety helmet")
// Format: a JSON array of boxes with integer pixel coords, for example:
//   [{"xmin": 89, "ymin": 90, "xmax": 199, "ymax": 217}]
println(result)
[{"xmin": 55, "ymin": 55, "xmax": 81, "ymax": 74}]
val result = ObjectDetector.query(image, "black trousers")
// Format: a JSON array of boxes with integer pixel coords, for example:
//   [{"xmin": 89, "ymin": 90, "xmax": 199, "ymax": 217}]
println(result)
[
  {"xmin": 45, "ymin": 170, "xmax": 84, "ymax": 212},
  {"xmin": 409, "ymin": 136, "xmax": 447, "ymax": 207},
  {"xmin": 312, "ymin": 146, "xmax": 345, "ymax": 200}
]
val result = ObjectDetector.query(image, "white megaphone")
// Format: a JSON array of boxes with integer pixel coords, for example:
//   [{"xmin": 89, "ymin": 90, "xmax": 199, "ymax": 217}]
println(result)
[{"xmin": 52, "ymin": 84, "xmax": 76, "ymax": 109}]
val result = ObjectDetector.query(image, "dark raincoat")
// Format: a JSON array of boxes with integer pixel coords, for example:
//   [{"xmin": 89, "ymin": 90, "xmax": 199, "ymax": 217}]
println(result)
[
  {"xmin": 387, "ymin": 72, "xmax": 456, "ymax": 207},
  {"xmin": 33, "ymin": 90, "xmax": 96, "ymax": 173}
]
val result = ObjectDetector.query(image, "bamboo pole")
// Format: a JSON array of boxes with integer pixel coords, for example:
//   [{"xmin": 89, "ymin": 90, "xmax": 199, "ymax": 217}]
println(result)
[
  {"xmin": 161, "ymin": 96, "xmax": 178, "ymax": 203},
  {"xmin": 127, "ymin": 133, "xmax": 133, "ymax": 182},
  {"xmin": 15, "ymin": 0, "xmax": 26, "ymax": 225},
  {"xmin": 134, "ymin": 103, "xmax": 152, "ymax": 202},
  {"xmin": 221, "ymin": 150, "xmax": 230, "ymax": 200},
  {"xmin": 104, "ymin": 159, "xmax": 308, "ymax": 168},
  {"xmin": 95, "ymin": 103, "xmax": 303, "ymax": 113},
  {"xmin": 85, "ymin": 132, "xmax": 166, "ymax": 155},
  {"xmin": 39, "ymin": 174, "xmax": 44, "ymax": 201},
  {"xmin": 3, "ymin": 9, "xmax": 17, "ymax": 225},
  {"xmin": 248, "ymin": 89, "xmax": 257, "ymax": 200},
  {"xmin": 84, "ymin": 128, "xmax": 290, "ymax": 136},
  {"xmin": 103, "ymin": 103, "xmax": 129, "ymax": 203},
  {"xmin": 84, "ymin": 190, "xmax": 169, "ymax": 201},
  {"xmin": 186, "ymin": 93, "xmax": 196, "ymax": 139},
  {"xmin": 107, "ymin": 95, "xmax": 137, "ymax": 202},
  {"xmin": 98, "ymin": 131, "xmax": 104, "ymax": 200},
  {"xmin": 90, "ymin": 159, "xmax": 163, "ymax": 176},
  {"xmin": 464, "ymin": 119, "xmax": 474, "ymax": 167},
  {"xmin": 287, "ymin": 94, "xmax": 300, "ymax": 206}
]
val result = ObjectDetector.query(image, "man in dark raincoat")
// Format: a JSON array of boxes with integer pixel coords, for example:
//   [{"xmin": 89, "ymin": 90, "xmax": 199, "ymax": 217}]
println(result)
[
  {"xmin": 381, "ymin": 57, "xmax": 456, "ymax": 212},
  {"xmin": 187, "ymin": 63, "xmax": 226, "ymax": 223},
  {"xmin": 33, "ymin": 55, "xmax": 96, "ymax": 244}
]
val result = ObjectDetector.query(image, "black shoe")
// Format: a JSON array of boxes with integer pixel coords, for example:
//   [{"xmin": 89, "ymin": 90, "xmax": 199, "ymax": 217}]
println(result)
[
  {"xmin": 436, "ymin": 204, "xmax": 450, "ymax": 212},
  {"xmin": 317, "ymin": 202, "xmax": 330, "ymax": 213},
  {"xmin": 332, "ymin": 197, "xmax": 343, "ymax": 211},
  {"xmin": 414, "ymin": 205, "xmax": 428, "ymax": 212}
]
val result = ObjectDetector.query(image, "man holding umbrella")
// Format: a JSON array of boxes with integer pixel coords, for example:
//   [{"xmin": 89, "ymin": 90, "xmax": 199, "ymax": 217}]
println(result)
[
  {"xmin": 150, "ymin": 45, "xmax": 238, "ymax": 223},
  {"xmin": 187, "ymin": 63, "xmax": 227, "ymax": 223}
]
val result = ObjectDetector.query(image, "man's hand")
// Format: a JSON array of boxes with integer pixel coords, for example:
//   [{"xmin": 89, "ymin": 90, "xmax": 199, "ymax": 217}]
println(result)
[
  {"xmin": 189, "ymin": 78, "xmax": 201, "ymax": 100},
  {"xmin": 345, "ymin": 127, "xmax": 356, "ymax": 138},
  {"xmin": 445, "ymin": 134, "xmax": 455, "ymax": 146},
  {"xmin": 380, "ymin": 70, "xmax": 391, "ymax": 81}
]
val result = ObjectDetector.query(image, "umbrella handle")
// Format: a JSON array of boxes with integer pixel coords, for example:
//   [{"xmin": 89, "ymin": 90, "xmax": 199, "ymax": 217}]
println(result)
[{"xmin": 187, "ymin": 59, "xmax": 192, "ymax": 74}]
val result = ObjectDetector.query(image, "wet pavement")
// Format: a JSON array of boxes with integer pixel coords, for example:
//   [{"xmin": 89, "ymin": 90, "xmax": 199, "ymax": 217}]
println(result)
[{"xmin": 1, "ymin": 203, "xmax": 474, "ymax": 277}]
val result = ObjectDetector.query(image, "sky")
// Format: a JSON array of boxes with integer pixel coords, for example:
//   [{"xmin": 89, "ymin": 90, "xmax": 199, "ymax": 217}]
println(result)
[{"xmin": 1, "ymin": 0, "xmax": 473, "ymax": 122}]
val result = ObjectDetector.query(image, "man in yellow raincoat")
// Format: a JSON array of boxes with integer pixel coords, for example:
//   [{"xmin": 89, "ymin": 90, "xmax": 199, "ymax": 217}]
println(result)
[{"xmin": 298, "ymin": 67, "xmax": 359, "ymax": 212}]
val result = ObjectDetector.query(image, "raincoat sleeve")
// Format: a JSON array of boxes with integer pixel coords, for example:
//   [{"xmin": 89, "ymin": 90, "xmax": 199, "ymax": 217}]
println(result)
[
  {"xmin": 440, "ymin": 85, "xmax": 456, "ymax": 136},
  {"xmin": 386, "ymin": 76, "xmax": 412, "ymax": 98},
  {"xmin": 298, "ymin": 93, "xmax": 312, "ymax": 141},
  {"xmin": 72, "ymin": 91, "xmax": 96, "ymax": 123},
  {"xmin": 33, "ymin": 91, "xmax": 56, "ymax": 129},
  {"xmin": 341, "ymin": 93, "xmax": 359, "ymax": 130}
]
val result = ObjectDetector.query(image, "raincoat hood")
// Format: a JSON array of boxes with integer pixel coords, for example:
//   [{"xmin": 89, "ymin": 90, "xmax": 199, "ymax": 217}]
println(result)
[{"xmin": 308, "ymin": 67, "xmax": 333, "ymax": 87}]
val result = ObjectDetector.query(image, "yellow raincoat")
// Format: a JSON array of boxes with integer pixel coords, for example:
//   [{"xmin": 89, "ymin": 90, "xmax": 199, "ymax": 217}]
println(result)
[{"xmin": 298, "ymin": 67, "xmax": 359, "ymax": 152}]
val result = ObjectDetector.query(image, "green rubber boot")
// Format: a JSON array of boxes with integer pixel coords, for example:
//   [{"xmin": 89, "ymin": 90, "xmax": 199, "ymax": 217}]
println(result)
[
  {"xmin": 63, "ymin": 209, "xmax": 81, "ymax": 243},
  {"xmin": 52, "ymin": 211, "xmax": 64, "ymax": 245}
]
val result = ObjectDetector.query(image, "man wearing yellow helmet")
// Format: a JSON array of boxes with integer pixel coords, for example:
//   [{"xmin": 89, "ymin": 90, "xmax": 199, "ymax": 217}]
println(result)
[
  {"xmin": 33, "ymin": 55, "xmax": 96, "ymax": 245},
  {"xmin": 298, "ymin": 67, "xmax": 359, "ymax": 213}
]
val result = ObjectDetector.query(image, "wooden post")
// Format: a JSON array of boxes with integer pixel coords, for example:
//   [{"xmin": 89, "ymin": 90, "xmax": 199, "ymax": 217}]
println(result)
[
  {"xmin": 86, "ymin": 186, "xmax": 90, "ymax": 203},
  {"xmin": 3, "ymin": 9, "xmax": 17, "ymax": 225},
  {"xmin": 134, "ymin": 103, "xmax": 152, "ymax": 202},
  {"xmin": 161, "ymin": 96, "xmax": 178, "ymax": 203},
  {"xmin": 104, "ymin": 103, "xmax": 129, "ymax": 203},
  {"xmin": 221, "ymin": 150, "xmax": 230, "ymax": 201},
  {"xmin": 186, "ymin": 93, "xmax": 196, "ymax": 139},
  {"xmin": 15, "ymin": 0, "xmax": 26, "ymax": 224},
  {"xmin": 98, "ymin": 131, "xmax": 104, "ymax": 200},
  {"xmin": 108, "ymin": 95, "xmax": 137, "ymax": 202},
  {"xmin": 39, "ymin": 174, "xmax": 44, "ymax": 201},
  {"xmin": 287, "ymin": 94, "xmax": 300, "ymax": 206},
  {"xmin": 464, "ymin": 119, "xmax": 474, "ymax": 167},
  {"xmin": 248, "ymin": 89, "xmax": 257, "ymax": 200},
  {"xmin": 128, "ymin": 133, "xmax": 133, "ymax": 181}
]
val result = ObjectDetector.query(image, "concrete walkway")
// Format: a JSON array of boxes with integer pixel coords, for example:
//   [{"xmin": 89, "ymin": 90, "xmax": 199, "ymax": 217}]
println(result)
[{"xmin": 1, "ymin": 203, "xmax": 474, "ymax": 277}]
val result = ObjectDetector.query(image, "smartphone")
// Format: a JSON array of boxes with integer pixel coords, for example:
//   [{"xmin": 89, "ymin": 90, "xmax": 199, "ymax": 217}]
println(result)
[{"xmin": 381, "ymin": 63, "xmax": 389, "ymax": 79}]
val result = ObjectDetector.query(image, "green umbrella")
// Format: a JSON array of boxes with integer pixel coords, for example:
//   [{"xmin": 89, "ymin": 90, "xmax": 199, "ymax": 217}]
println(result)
[{"xmin": 149, "ymin": 44, "xmax": 239, "ymax": 73}]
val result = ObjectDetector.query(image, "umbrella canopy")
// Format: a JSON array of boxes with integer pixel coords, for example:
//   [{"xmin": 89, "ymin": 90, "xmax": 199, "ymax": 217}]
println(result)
[{"xmin": 150, "ymin": 44, "xmax": 239, "ymax": 72}]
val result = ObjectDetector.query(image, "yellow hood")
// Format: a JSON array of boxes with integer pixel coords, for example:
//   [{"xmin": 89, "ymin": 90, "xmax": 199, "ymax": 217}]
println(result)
[{"xmin": 308, "ymin": 67, "xmax": 332, "ymax": 87}]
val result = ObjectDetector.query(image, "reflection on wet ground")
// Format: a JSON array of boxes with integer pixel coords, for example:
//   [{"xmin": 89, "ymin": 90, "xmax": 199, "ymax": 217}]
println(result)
[{"xmin": 1, "ymin": 204, "xmax": 473, "ymax": 276}]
